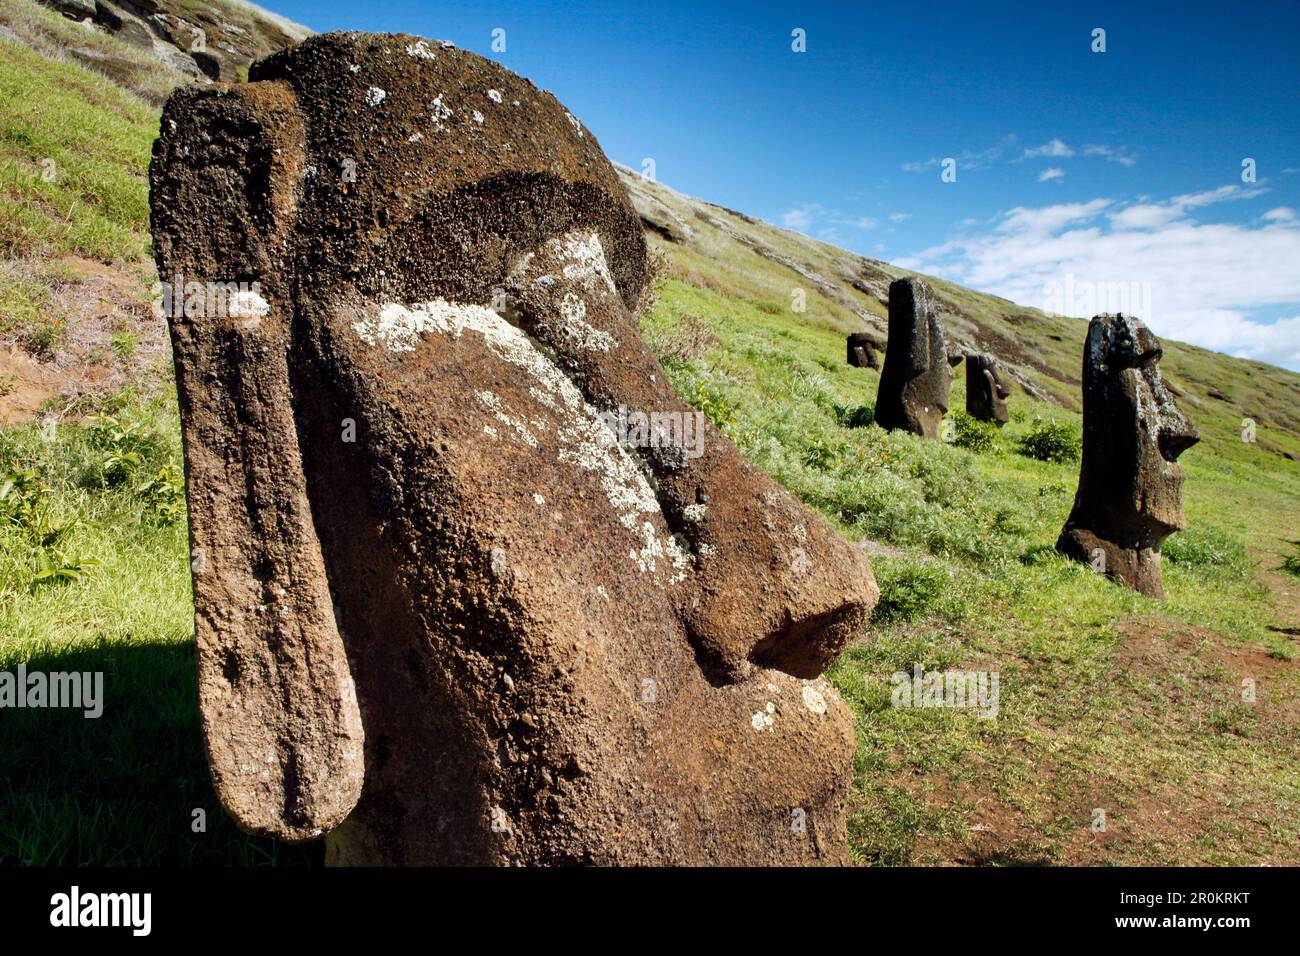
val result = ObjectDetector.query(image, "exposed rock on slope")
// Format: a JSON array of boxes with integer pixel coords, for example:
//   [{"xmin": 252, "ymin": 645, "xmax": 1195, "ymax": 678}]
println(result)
[{"xmin": 37, "ymin": 0, "xmax": 309, "ymax": 89}]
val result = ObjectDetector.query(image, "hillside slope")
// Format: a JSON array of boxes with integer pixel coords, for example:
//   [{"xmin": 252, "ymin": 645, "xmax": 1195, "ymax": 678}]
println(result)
[
  {"xmin": 1, "ymin": 8, "xmax": 1297, "ymax": 866},
  {"xmin": 620, "ymin": 166, "xmax": 1300, "ymax": 457}
]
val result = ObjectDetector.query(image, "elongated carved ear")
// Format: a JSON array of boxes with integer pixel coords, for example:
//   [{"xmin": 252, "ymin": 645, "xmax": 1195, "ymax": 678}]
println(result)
[{"xmin": 150, "ymin": 83, "xmax": 364, "ymax": 841}]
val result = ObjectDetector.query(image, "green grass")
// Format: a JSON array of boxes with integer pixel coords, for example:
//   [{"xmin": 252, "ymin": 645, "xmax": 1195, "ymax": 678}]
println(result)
[{"xmin": 642, "ymin": 274, "xmax": 1300, "ymax": 865}]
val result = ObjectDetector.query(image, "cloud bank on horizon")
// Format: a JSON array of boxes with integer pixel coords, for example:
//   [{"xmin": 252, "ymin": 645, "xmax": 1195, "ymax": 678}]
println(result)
[{"xmin": 891, "ymin": 183, "xmax": 1300, "ymax": 371}]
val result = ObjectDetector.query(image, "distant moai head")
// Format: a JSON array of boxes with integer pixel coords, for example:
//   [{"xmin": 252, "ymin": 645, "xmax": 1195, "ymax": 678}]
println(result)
[
  {"xmin": 1057, "ymin": 314, "xmax": 1199, "ymax": 598},
  {"xmin": 874, "ymin": 277, "xmax": 953, "ymax": 437},
  {"xmin": 846, "ymin": 331, "xmax": 883, "ymax": 370},
  {"xmin": 149, "ymin": 32, "xmax": 877, "ymax": 865},
  {"xmin": 965, "ymin": 352, "xmax": 1012, "ymax": 426}
]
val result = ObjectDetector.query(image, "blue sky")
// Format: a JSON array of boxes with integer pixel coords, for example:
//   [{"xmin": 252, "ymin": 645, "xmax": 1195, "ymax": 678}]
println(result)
[{"xmin": 265, "ymin": 0, "xmax": 1300, "ymax": 368}]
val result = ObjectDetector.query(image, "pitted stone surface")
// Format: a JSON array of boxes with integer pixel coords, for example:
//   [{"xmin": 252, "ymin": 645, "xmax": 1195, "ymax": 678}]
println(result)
[{"xmin": 149, "ymin": 31, "xmax": 878, "ymax": 865}]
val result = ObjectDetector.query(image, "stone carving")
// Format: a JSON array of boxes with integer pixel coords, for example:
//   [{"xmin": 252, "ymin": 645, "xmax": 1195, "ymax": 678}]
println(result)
[
  {"xmin": 1057, "ymin": 314, "xmax": 1199, "ymax": 598},
  {"xmin": 874, "ymin": 278, "xmax": 955, "ymax": 438},
  {"xmin": 965, "ymin": 352, "xmax": 1012, "ymax": 425},
  {"xmin": 846, "ymin": 332, "xmax": 883, "ymax": 370},
  {"xmin": 149, "ymin": 32, "xmax": 878, "ymax": 866}
]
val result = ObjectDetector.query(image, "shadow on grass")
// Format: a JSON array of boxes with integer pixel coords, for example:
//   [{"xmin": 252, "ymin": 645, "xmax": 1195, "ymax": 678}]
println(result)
[{"xmin": 0, "ymin": 638, "xmax": 317, "ymax": 866}]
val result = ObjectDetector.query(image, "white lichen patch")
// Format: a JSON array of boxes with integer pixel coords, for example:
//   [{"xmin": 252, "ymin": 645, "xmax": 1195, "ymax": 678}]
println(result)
[
  {"xmin": 789, "ymin": 546, "xmax": 810, "ymax": 575},
  {"xmin": 558, "ymin": 293, "xmax": 616, "ymax": 351},
  {"xmin": 228, "ymin": 289, "xmax": 271, "ymax": 323},
  {"xmin": 483, "ymin": 425, "xmax": 498, "ymax": 438},
  {"xmin": 430, "ymin": 93, "xmax": 452, "ymax": 130},
  {"xmin": 406, "ymin": 40, "xmax": 436, "ymax": 60},
  {"xmin": 349, "ymin": 64, "xmax": 360, "ymax": 73},
  {"xmin": 472, "ymin": 110, "xmax": 485, "ymax": 124},
  {"xmin": 490, "ymin": 547, "xmax": 508, "ymax": 577},
  {"xmin": 802, "ymin": 685, "xmax": 827, "ymax": 715},
  {"xmin": 409, "ymin": 132, "xmax": 424, "ymax": 143},
  {"xmin": 751, "ymin": 702, "xmax": 776, "ymax": 732},
  {"xmin": 565, "ymin": 111, "xmax": 584, "ymax": 137},
  {"xmin": 365, "ymin": 87, "xmax": 387, "ymax": 107},
  {"xmin": 547, "ymin": 231, "xmax": 617, "ymax": 293},
  {"xmin": 532, "ymin": 493, "xmax": 546, "ymax": 505},
  {"xmin": 358, "ymin": 296, "xmax": 687, "ymax": 585},
  {"xmin": 487, "ymin": 89, "xmax": 503, "ymax": 103},
  {"xmin": 476, "ymin": 389, "xmax": 538, "ymax": 448},
  {"xmin": 682, "ymin": 503, "xmax": 707, "ymax": 523}
]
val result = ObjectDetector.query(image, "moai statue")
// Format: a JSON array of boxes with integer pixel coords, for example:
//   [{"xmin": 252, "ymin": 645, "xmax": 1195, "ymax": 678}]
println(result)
[
  {"xmin": 1057, "ymin": 314, "xmax": 1199, "ymax": 598},
  {"xmin": 149, "ymin": 32, "xmax": 878, "ymax": 866},
  {"xmin": 846, "ymin": 332, "xmax": 883, "ymax": 370},
  {"xmin": 875, "ymin": 277, "xmax": 955, "ymax": 437},
  {"xmin": 965, "ymin": 352, "xmax": 1012, "ymax": 426}
]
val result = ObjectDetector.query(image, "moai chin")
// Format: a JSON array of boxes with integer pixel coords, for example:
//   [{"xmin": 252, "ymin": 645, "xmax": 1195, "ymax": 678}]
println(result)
[
  {"xmin": 875, "ymin": 277, "xmax": 955, "ymax": 437},
  {"xmin": 148, "ymin": 32, "xmax": 878, "ymax": 866},
  {"xmin": 965, "ymin": 352, "xmax": 1012, "ymax": 426},
  {"xmin": 1057, "ymin": 314, "xmax": 1199, "ymax": 598},
  {"xmin": 846, "ymin": 332, "xmax": 883, "ymax": 371}
]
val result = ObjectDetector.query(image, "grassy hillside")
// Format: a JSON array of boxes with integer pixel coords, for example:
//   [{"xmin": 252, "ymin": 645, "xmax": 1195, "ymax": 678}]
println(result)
[{"xmin": 1, "ymin": 5, "xmax": 1297, "ymax": 865}]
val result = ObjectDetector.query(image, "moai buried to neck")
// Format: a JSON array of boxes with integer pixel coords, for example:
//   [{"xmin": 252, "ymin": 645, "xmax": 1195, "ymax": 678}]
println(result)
[
  {"xmin": 1057, "ymin": 314, "xmax": 1199, "ymax": 598},
  {"xmin": 149, "ymin": 32, "xmax": 879, "ymax": 866}
]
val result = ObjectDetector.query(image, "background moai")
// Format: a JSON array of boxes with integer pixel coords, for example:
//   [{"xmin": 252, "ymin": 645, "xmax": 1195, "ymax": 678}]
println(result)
[
  {"xmin": 846, "ymin": 331, "xmax": 883, "ymax": 370},
  {"xmin": 874, "ymin": 277, "xmax": 956, "ymax": 437},
  {"xmin": 149, "ymin": 32, "xmax": 878, "ymax": 866},
  {"xmin": 965, "ymin": 352, "xmax": 1012, "ymax": 425},
  {"xmin": 1057, "ymin": 314, "xmax": 1199, "ymax": 598}
]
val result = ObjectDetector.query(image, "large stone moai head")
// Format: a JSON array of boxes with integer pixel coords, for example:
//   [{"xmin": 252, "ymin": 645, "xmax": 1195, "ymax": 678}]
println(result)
[
  {"xmin": 965, "ymin": 352, "xmax": 1011, "ymax": 426},
  {"xmin": 148, "ymin": 32, "xmax": 878, "ymax": 866},
  {"xmin": 875, "ymin": 278, "xmax": 955, "ymax": 437},
  {"xmin": 1057, "ymin": 314, "xmax": 1199, "ymax": 598}
]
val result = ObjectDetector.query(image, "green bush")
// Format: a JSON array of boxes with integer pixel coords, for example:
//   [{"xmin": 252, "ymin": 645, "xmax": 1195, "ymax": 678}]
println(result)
[
  {"xmin": 1017, "ymin": 417, "xmax": 1080, "ymax": 463},
  {"xmin": 1282, "ymin": 545, "xmax": 1300, "ymax": 577},
  {"xmin": 947, "ymin": 410, "xmax": 1000, "ymax": 453}
]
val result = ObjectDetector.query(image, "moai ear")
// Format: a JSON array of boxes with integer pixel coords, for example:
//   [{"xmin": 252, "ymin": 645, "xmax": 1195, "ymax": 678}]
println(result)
[{"xmin": 150, "ymin": 83, "xmax": 365, "ymax": 842}]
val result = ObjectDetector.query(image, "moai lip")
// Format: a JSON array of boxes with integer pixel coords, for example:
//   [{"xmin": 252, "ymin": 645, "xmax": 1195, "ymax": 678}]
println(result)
[
  {"xmin": 1057, "ymin": 314, "xmax": 1200, "ymax": 599},
  {"xmin": 875, "ymin": 277, "xmax": 955, "ymax": 438},
  {"xmin": 149, "ymin": 31, "xmax": 878, "ymax": 865},
  {"xmin": 966, "ymin": 352, "xmax": 1012, "ymax": 426}
]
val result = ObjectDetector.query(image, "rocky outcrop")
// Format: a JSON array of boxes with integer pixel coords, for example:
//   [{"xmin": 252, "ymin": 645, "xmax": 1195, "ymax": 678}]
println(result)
[
  {"xmin": 39, "ymin": 0, "xmax": 309, "ymax": 86},
  {"xmin": 875, "ymin": 278, "xmax": 956, "ymax": 438},
  {"xmin": 1057, "ymin": 314, "xmax": 1199, "ymax": 598},
  {"xmin": 149, "ymin": 31, "xmax": 878, "ymax": 866}
]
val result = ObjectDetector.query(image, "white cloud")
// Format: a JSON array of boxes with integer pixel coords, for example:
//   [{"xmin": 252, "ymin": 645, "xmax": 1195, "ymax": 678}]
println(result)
[
  {"xmin": 1022, "ymin": 138, "xmax": 1074, "ymax": 160},
  {"xmin": 1038, "ymin": 167, "xmax": 1066, "ymax": 182},
  {"xmin": 780, "ymin": 203, "xmax": 822, "ymax": 231},
  {"xmin": 897, "ymin": 185, "xmax": 1300, "ymax": 370},
  {"xmin": 889, "ymin": 212, "xmax": 911, "ymax": 223},
  {"xmin": 1082, "ymin": 144, "xmax": 1138, "ymax": 166},
  {"xmin": 833, "ymin": 216, "xmax": 879, "ymax": 230},
  {"xmin": 1264, "ymin": 207, "xmax": 1296, "ymax": 221}
]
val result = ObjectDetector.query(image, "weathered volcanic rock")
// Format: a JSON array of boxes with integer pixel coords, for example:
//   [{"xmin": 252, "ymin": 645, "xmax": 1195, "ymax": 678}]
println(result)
[
  {"xmin": 1057, "ymin": 314, "xmax": 1199, "ymax": 598},
  {"xmin": 965, "ymin": 352, "xmax": 1011, "ymax": 426},
  {"xmin": 874, "ymin": 278, "xmax": 954, "ymax": 437},
  {"xmin": 846, "ymin": 332, "xmax": 883, "ymax": 370},
  {"xmin": 149, "ymin": 32, "xmax": 878, "ymax": 866}
]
